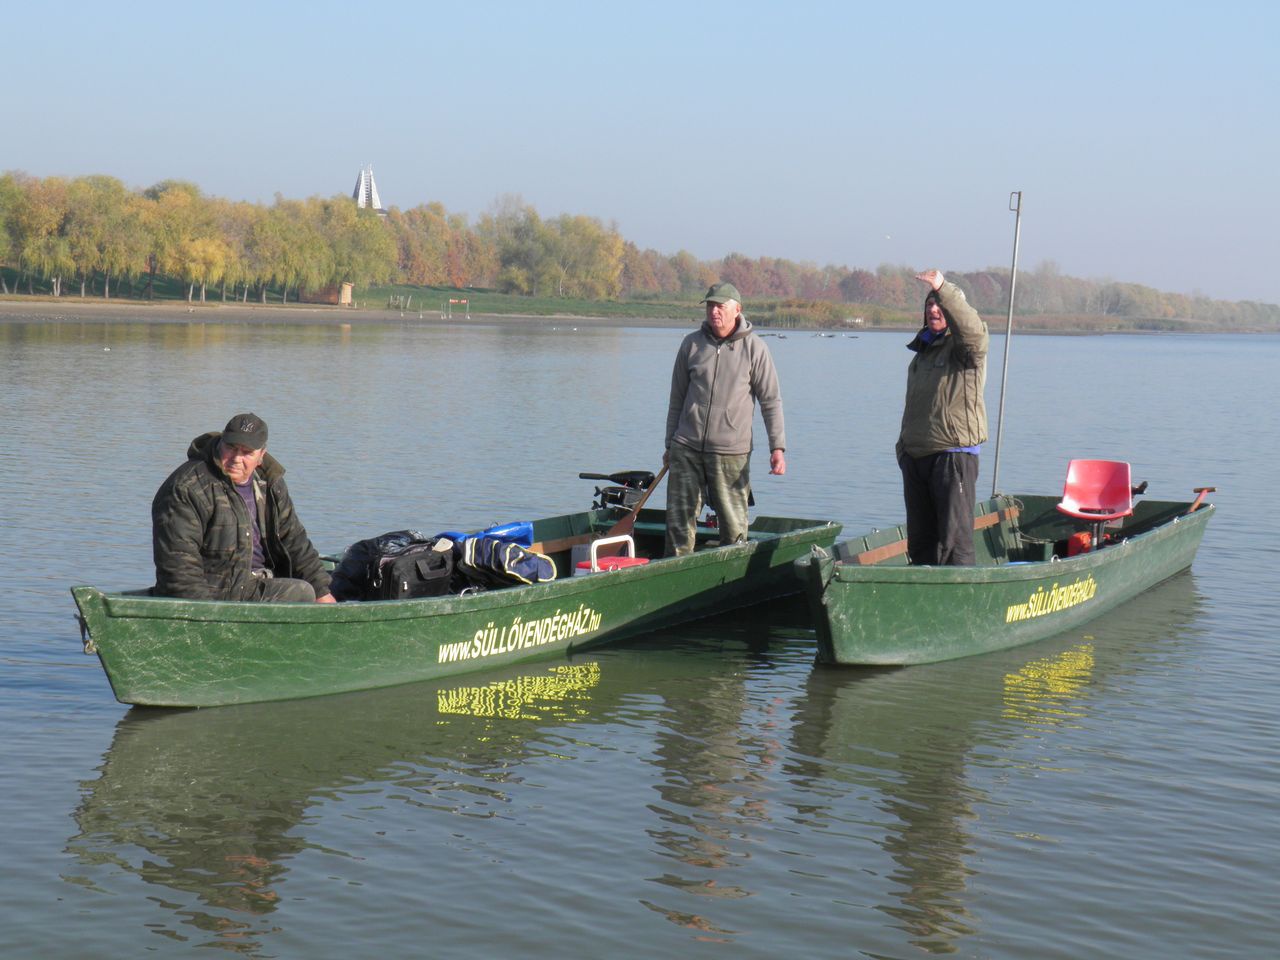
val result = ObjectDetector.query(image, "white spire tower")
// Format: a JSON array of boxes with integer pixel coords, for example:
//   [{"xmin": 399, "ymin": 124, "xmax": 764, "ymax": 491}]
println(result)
[{"xmin": 352, "ymin": 164, "xmax": 385, "ymax": 213}]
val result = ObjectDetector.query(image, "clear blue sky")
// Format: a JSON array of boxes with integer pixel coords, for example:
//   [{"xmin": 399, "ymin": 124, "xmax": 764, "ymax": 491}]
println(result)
[{"xmin": 8, "ymin": 0, "xmax": 1278, "ymax": 304}]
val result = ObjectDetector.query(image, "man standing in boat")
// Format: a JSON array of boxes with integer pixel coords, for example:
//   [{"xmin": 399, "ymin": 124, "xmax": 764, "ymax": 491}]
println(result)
[
  {"xmin": 663, "ymin": 281, "xmax": 786, "ymax": 556},
  {"xmin": 152, "ymin": 413, "xmax": 336, "ymax": 602},
  {"xmin": 896, "ymin": 269, "xmax": 989, "ymax": 566}
]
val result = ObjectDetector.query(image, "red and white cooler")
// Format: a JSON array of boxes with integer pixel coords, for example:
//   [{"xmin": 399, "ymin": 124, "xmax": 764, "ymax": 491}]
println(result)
[{"xmin": 573, "ymin": 534, "xmax": 651, "ymax": 575}]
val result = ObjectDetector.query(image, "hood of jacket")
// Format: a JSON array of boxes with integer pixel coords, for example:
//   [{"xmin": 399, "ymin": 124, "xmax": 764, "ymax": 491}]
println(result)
[
  {"xmin": 906, "ymin": 291, "xmax": 953, "ymax": 354},
  {"xmin": 700, "ymin": 315, "xmax": 753, "ymax": 343}
]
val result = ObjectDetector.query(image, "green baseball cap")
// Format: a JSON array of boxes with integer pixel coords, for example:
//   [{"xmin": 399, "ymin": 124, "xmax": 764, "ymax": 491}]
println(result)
[{"xmin": 700, "ymin": 282, "xmax": 742, "ymax": 305}]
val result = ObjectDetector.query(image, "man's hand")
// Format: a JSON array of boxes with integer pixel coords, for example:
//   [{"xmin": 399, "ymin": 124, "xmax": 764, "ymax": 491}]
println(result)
[
  {"xmin": 770, "ymin": 449, "xmax": 786, "ymax": 475},
  {"xmin": 914, "ymin": 269, "xmax": 945, "ymax": 291},
  {"xmin": 316, "ymin": 593, "xmax": 337, "ymax": 604}
]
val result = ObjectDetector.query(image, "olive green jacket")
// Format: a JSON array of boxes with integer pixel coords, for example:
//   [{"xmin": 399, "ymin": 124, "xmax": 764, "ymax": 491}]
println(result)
[
  {"xmin": 152, "ymin": 432, "xmax": 331, "ymax": 600},
  {"xmin": 896, "ymin": 282, "xmax": 989, "ymax": 459}
]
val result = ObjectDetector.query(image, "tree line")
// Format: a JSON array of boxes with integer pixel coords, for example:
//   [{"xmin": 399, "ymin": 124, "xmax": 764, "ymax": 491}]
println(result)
[{"xmin": 1, "ymin": 171, "xmax": 1275, "ymax": 329}]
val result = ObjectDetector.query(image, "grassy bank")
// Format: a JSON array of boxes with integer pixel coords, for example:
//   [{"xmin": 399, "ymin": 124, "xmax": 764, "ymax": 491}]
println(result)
[
  {"xmin": 1, "ymin": 269, "xmax": 1269, "ymax": 333},
  {"xmin": 368, "ymin": 284, "xmax": 692, "ymax": 320}
]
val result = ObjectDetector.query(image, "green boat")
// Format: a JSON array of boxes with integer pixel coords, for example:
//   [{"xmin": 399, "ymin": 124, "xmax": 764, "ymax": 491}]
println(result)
[
  {"xmin": 72, "ymin": 508, "xmax": 840, "ymax": 708},
  {"xmin": 796, "ymin": 485, "xmax": 1214, "ymax": 666}
]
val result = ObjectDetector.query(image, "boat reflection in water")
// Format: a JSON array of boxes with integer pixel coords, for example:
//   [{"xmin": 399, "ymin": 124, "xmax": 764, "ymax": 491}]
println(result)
[
  {"xmin": 66, "ymin": 659, "xmax": 607, "ymax": 949},
  {"xmin": 785, "ymin": 571, "xmax": 1207, "ymax": 954},
  {"xmin": 64, "ymin": 574, "xmax": 1206, "ymax": 954}
]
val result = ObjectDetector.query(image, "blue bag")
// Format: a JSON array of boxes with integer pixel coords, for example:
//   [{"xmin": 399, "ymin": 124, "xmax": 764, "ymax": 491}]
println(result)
[{"xmin": 435, "ymin": 520, "xmax": 534, "ymax": 548}]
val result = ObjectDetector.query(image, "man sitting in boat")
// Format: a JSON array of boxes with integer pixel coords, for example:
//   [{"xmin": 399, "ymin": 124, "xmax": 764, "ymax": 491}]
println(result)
[
  {"xmin": 896, "ymin": 269, "xmax": 989, "ymax": 566},
  {"xmin": 151, "ymin": 413, "xmax": 335, "ymax": 603},
  {"xmin": 663, "ymin": 281, "xmax": 787, "ymax": 556}
]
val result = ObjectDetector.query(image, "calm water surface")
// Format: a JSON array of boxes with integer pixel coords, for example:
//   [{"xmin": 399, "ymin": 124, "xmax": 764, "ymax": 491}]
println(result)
[{"xmin": 1, "ymin": 316, "xmax": 1276, "ymax": 958}]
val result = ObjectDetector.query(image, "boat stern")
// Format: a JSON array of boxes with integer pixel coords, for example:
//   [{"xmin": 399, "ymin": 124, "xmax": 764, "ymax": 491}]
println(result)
[{"xmin": 794, "ymin": 545, "xmax": 840, "ymax": 662}]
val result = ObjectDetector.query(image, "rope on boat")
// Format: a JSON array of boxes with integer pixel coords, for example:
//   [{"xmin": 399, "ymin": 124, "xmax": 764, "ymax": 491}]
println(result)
[{"xmin": 77, "ymin": 614, "xmax": 96, "ymax": 654}]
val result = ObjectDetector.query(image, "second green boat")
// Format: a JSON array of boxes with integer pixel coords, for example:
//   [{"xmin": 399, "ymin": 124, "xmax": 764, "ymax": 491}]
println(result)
[{"xmin": 796, "ymin": 489, "xmax": 1214, "ymax": 667}]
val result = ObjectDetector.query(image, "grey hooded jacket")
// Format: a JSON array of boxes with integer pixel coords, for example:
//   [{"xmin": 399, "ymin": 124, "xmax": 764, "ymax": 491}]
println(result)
[{"xmin": 666, "ymin": 316, "xmax": 785, "ymax": 456}]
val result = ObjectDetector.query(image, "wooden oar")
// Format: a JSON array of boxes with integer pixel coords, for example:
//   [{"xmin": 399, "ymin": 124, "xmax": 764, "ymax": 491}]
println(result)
[
  {"xmin": 594, "ymin": 464, "xmax": 668, "ymax": 558},
  {"xmin": 1188, "ymin": 486, "xmax": 1216, "ymax": 513},
  {"xmin": 605, "ymin": 463, "xmax": 668, "ymax": 539}
]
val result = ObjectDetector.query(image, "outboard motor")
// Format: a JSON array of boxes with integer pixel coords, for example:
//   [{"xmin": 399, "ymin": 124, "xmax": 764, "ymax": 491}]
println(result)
[{"xmin": 579, "ymin": 470, "xmax": 656, "ymax": 512}]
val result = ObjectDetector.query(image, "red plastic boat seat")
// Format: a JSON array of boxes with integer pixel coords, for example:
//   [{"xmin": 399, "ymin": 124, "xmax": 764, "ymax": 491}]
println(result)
[{"xmin": 1056, "ymin": 459, "xmax": 1134, "ymax": 522}]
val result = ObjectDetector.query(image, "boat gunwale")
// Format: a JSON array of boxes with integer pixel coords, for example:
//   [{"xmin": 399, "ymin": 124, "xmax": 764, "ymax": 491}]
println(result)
[
  {"xmin": 815, "ymin": 500, "xmax": 1213, "ymax": 586},
  {"xmin": 73, "ymin": 513, "xmax": 842, "ymax": 626},
  {"xmin": 793, "ymin": 496, "xmax": 1211, "ymax": 581}
]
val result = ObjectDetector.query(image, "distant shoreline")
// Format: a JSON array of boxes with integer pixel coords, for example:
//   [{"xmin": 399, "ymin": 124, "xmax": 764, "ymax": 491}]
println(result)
[
  {"xmin": 0, "ymin": 296, "xmax": 695, "ymax": 329},
  {"xmin": 0, "ymin": 295, "xmax": 1271, "ymax": 335}
]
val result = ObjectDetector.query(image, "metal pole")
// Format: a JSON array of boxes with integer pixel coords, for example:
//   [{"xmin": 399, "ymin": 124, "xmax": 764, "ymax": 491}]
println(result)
[{"xmin": 990, "ymin": 191, "xmax": 1022, "ymax": 496}]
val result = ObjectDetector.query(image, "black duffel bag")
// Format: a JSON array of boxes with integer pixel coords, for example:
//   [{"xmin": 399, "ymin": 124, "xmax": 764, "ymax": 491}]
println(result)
[
  {"xmin": 330, "ymin": 529, "xmax": 438, "ymax": 602},
  {"xmin": 377, "ymin": 543, "xmax": 455, "ymax": 600}
]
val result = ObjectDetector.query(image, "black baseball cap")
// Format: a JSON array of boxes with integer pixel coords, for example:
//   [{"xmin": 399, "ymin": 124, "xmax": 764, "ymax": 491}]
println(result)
[{"xmin": 221, "ymin": 412, "xmax": 268, "ymax": 450}]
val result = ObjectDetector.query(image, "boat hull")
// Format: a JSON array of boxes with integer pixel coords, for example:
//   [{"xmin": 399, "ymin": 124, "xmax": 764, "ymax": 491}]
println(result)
[
  {"xmin": 73, "ymin": 510, "xmax": 840, "ymax": 707},
  {"xmin": 797, "ymin": 494, "xmax": 1212, "ymax": 666}
]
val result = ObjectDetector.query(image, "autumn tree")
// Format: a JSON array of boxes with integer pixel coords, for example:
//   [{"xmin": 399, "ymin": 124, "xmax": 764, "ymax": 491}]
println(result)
[
  {"xmin": 389, "ymin": 203, "xmax": 450, "ymax": 286},
  {"xmin": 669, "ymin": 249, "xmax": 716, "ymax": 295},
  {"xmin": 0, "ymin": 172, "xmax": 19, "ymax": 294},
  {"xmin": 143, "ymin": 180, "xmax": 237, "ymax": 302},
  {"xmin": 64, "ymin": 175, "xmax": 150, "ymax": 298},
  {"xmin": 13, "ymin": 175, "xmax": 72, "ymax": 295},
  {"xmin": 286, "ymin": 198, "xmax": 332, "ymax": 301},
  {"xmin": 620, "ymin": 242, "xmax": 660, "ymax": 296},
  {"xmin": 873, "ymin": 264, "xmax": 913, "ymax": 309},
  {"xmin": 479, "ymin": 199, "xmax": 556, "ymax": 295},
  {"xmin": 548, "ymin": 214, "xmax": 623, "ymax": 298},
  {"xmin": 209, "ymin": 199, "xmax": 259, "ymax": 301},
  {"xmin": 446, "ymin": 211, "xmax": 495, "ymax": 287},
  {"xmin": 142, "ymin": 180, "xmax": 201, "ymax": 299},
  {"xmin": 839, "ymin": 269, "xmax": 880, "ymax": 303},
  {"xmin": 250, "ymin": 198, "xmax": 331, "ymax": 303},
  {"xmin": 314, "ymin": 196, "xmax": 396, "ymax": 289}
]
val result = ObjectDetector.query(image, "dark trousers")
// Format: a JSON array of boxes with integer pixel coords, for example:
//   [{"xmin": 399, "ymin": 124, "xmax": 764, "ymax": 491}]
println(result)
[{"xmin": 899, "ymin": 451, "xmax": 979, "ymax": 566}]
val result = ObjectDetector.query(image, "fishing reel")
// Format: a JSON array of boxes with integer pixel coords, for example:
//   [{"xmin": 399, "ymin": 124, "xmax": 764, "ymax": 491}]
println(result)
[{"xmin": 579, "ymin": 470, "xmax": 656, "ymax": 512}]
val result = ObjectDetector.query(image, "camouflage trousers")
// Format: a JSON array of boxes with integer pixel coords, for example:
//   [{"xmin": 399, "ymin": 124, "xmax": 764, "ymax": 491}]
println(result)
[
  {"xmin": 664, "ymin": 444, "xmax": 751, "ymax": 557},
  {"xmin": 251, "ymin": 569, "xmax": 318, "ymax": 602}
]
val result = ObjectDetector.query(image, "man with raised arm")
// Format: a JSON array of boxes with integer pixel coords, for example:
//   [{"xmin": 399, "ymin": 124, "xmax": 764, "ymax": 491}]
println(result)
[{"xmin": 896, "ymin": 270, "xmax": 990, "ymax": 566}]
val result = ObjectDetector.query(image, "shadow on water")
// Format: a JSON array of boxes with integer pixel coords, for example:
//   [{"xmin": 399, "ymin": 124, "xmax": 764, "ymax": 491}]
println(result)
[
  {"xmin": 784, "ymin": 571, "xmax": 1209, "ymax": 954},
  {"xmin": 63, "ymin": 574, "xmax": 1207, "ymax": 954}
]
